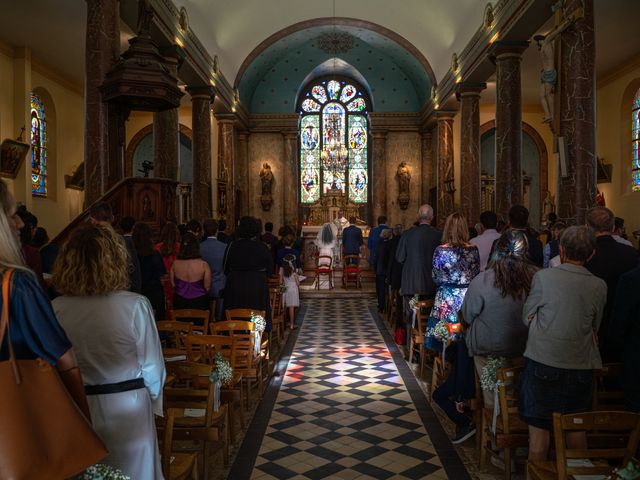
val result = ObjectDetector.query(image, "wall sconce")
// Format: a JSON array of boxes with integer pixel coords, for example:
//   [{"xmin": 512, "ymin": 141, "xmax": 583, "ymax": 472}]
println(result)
[{"xmin": 445, "ymin": 177, "xmax": 456, "ymax": 194}]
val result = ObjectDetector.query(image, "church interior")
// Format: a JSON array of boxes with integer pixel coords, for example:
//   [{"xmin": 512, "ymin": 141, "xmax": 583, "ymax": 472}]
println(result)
[{"xmin": 1, "ymin": 0, "xmax": 640, "ymax": 479}]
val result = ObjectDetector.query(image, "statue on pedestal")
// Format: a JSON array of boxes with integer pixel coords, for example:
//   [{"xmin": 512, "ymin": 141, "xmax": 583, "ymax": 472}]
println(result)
[
  {"xmin": 396, "ymin": 161, "xmax": 411, "ymax": 210},
  {"xmin": 259, "ymin": 162, "xmax": 274, "ymax": 211}
]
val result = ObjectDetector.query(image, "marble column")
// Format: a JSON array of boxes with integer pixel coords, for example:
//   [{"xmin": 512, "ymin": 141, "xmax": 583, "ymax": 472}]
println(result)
[
  {"xmin": 489, "ymin": 41, "xmax": 528, "ymax": 221},
  {"xmin": 558, "ymin": 0, "xmax": 596, "ymax": 224},
  {"xmin": 84, "ymin": 0, "xmax": 119, "ymax": 205},
  {"xmin": 436, "ymin": 112, "xmax": 455, "ymax": 229},
  {"xmin": 236, "ymin": 131, "xmax": 249, "ymax": 217},
  {"xmin": 283, "ymin": 132, "xmax": 299, "ymax": 226},
  {"xmin": 420, "ymin": 130, "xmax": 433, "ymax": 205},
  {"xmin": 187, "ymin": 86, "xmax": 214, "ymax": 221},
  {"xmin": 153, "ymin": 48, "xmax": 181, "ymax": 181},
  {"xmin": 371, "ymin": 131, "xmax": 387, "ymax": 225},
  {"xmin": 457, "ymin": 82, "xmax": 486, "ymax": 225},
  {"xmin": 217, "ymin": 117, "xmax": 235, "ymax": 228}
]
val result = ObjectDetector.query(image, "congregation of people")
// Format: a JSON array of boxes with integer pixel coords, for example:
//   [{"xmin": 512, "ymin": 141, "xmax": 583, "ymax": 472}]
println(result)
[
  {"xmin": 2, "ymin": 167, "xmax": 640, "ymax": 478},
  {"xmin": 0, "ymin": 176, "xmax": 306, "ymax": 479},
  {"xmin": 366, "ymin": 201, "xmax": 640, "ymax": 473}
]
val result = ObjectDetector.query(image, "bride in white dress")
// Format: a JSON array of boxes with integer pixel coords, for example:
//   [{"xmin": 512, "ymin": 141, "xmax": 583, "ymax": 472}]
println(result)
[
  {"xmin": 52, "ymin": 224, "xmax": 165, "ymax": 480},
  {"xmin": 315, "ymin": 223, "xmax": 338, "ymax": 288}
]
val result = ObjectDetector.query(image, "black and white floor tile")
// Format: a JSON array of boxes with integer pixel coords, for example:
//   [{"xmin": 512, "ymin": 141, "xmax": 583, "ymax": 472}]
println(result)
[{"xmin": 229, "ymin": 298, "xmax": 470, "ymax": 480}]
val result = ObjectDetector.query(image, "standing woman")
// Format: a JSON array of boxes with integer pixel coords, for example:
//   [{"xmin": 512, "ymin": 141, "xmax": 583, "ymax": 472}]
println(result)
[
  {"xmin": 171, "ymin": 232, "xmax": 211, "ymax": 312},
  {"xmin": 133, "ymin": 222, "xmax": 167, "ymax": 321},
  {"xmin": 425, "ymin": 213, "xmax": 480, "ymax": 351},
  {"xmin": 224, "ymin": 216, "xmax": 273, "ymax": 329},
  {"xmin": 52, "ymin": 224, "xmax": 165, "ymax": 480},
  {"xmin": 0, "ymin": 178, "xmax": 77, "ymax": 388}
]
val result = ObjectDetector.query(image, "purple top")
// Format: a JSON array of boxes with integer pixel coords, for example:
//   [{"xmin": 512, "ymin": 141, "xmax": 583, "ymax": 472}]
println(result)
[{"xmin": 174, "ymin": 277, "xmax": 207, "ymax": 299}]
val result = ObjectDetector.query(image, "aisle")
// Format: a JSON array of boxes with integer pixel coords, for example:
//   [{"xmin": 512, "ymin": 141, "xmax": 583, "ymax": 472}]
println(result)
[{"xmin": 229, "ymin": 298, "xmax": 470, "ymax": 479}]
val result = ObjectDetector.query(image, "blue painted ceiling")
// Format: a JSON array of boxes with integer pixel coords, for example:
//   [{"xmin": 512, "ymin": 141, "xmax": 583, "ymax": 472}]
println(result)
[{"xmin": 238, "ymin": 25, "xmax": 432, "ymax": 113}]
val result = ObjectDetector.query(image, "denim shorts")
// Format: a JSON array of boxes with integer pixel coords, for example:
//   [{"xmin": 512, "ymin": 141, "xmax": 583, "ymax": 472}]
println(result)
[{"xmin": 518, "ymin": 358, "xmax": 593, "ymax": 431}]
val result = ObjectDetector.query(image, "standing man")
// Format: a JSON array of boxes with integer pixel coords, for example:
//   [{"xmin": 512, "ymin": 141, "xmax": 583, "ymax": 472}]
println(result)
[
  {"xmin": 261, "ymin": 221, "xmax": 279, "ymax": 271},
  {"xmin": 396, "ymin": 205, "xmax": 442, "ymax": 353},
  {"xmin": 341, "ymin": 216, "xmax": 363, "ymax": 265},
  {"xmin": 470, "ymin": 211, "xmax": 501, "ymax": 271},
  {"xmin": 508, "ymin": 205, "xmax": 543, "ymax": 267},
  {"xmin": 200, "ymin": 219, "xmax": 228, "ymax": 320},
  {"xmin": 585, "ymin": 207, "xmax": 639, "ymax": 362},
  {"xmin": 368, "ymin": 215, "xmax": 388, "ymax": 268}
]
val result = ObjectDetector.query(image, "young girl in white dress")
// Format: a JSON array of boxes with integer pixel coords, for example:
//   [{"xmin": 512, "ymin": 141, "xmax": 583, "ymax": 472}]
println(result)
[{"xmin": 280, "ymin": 255, "xmax": 300, "ymax": 329}]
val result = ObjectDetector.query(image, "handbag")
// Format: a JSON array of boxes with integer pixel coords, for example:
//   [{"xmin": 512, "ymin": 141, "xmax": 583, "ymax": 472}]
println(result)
[{"xmin": 0, "ymin": 269, "xmax": 108, "ymax": 480}]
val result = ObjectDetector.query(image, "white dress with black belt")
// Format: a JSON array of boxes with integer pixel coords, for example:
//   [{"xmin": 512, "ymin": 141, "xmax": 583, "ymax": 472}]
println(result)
[{"xmin": 53, "ymin": 291, "xmax": 166, "ymax": 480}]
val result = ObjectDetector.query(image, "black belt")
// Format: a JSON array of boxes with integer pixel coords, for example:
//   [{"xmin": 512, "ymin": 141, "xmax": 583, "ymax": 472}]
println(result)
[{"xmin": 85, "ymin": 378, "xmax": 145, "ymax": 396}]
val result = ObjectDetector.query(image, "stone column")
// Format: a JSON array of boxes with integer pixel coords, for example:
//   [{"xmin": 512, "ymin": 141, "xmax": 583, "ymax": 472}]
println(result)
[
  {"xmin": 436, "ymin": 112, "xmax": 455, "ymax": 229},
  {"xmin": 236, "ymin": 131, "xmax": 249, "ymax": 217},
  {"xmin": 283, "ymin": 132, "xmax": 299, "ymax": 226},
  {"xmin": 420, "ymin": 130, "xmax": 433, "ymax": 205},
  {"xmin": 84, "ymin": 0, "xmax": 119, "ymax": 205},
  {"xmin": 187, "ymin": 86, "xmax": 214, "ymax": 221},
  {"xmin": 153, "ymin": 48, "xmax": 181, "ymax": 181},
  {"xmin": 489, "ymin": 41, "xmax": 528, "ymax": 221},
  {"xmin": 217, "ymin": 117, "xmax": 235, "ymax": 228},
  {"xmin": 558, "ymin": 0, "xmax": 596, "ymax": 224},
  {"xmin": 457, "ymin": 82, "xmax": 486, "ymax": 225},
  {"xmin": 371, "ymin": 131, "xmax": 387, "ymax": 224}
]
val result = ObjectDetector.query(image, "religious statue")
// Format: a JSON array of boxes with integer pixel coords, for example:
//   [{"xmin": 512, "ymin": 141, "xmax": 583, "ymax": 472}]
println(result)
[
  {"xmin": 534, "ymin": 4, "xmax": 583, "ymax": 124},
  {"xmin": 543, "ymin": 190, "xmax": 556, "ymax": 218},
  {"xmin": 136, "ymin": 0, "xmax": 154, "ymax": 35},
  {"xmin": 259, "ymin": 162, "xmax": 274, "ymax": 211},
  {"xmin": 396, "ymin": 161, "xmax": 411, "ymax": 210}
]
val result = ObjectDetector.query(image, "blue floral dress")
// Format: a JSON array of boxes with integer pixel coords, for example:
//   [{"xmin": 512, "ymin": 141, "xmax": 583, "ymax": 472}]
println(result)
[{"xmin": 425, "ymin": 245, "xmax": 480, "ymax": 351}]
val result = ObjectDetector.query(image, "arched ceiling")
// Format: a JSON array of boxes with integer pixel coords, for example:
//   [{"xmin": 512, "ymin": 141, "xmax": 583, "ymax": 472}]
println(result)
[
  {"xmin": 179, "ymin": 0, "xmax": 486, "ymax": 84},
  {"xmin": 237, "ymin": 23, "xmax": 432, "ymax": 113}
]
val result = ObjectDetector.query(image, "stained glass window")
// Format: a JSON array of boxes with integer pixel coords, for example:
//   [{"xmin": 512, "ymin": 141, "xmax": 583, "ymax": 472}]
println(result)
[
  {"xmin": 30, "ymin": 93, "xmax": 47, "ymax": 197},
  {"xmin": 633, "ymin": 89, "xmax": 640, "ymax": 192},
  {"xmin": 298, "ymin": 78, "xmax": 369, "ymax": 204},
  {"xmin": 300, "ymin": 115, "xmax": 321, "ymax": 203}
]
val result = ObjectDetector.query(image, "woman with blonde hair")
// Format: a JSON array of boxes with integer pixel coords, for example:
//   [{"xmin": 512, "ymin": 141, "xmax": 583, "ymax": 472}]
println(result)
[
  {"xmin": 52, "ymin": 224, "xmax": 165, "ymax": 480},
  {"xmin": 0, "ymin": 177, "xmax": 77, "ymax": 387}
]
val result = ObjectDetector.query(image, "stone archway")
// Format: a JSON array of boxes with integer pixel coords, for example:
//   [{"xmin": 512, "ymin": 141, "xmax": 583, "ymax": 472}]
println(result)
[
  {"xmin": 125, "ymin": 124, "xmax": 193, "ymax": 178},
  {"xmin": 479, "ymin": 120, "xmax": 548, "ymax": 222}
]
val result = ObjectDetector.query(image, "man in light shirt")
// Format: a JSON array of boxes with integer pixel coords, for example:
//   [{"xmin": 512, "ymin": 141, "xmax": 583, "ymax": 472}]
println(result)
[{"xmin": 470, "ymin": 211, "xmax": 502, "ymax": 271}]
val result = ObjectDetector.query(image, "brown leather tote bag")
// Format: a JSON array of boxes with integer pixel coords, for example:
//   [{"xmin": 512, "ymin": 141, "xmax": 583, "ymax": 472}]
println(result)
[{"xmin": 0, "ymin": 269, "xmax": 108, "ymax": 479}]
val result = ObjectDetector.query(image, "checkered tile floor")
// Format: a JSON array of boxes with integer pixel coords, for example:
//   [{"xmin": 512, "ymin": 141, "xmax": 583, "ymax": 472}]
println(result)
[{"xmin": 249, "ymin": 299, "xmax": 451, "ymax": 480}]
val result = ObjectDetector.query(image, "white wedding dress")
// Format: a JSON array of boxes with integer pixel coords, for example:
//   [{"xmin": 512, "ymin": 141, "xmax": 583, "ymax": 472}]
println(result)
[{"xmin": 53, "ymin": 291, "xmax": 166, "ymax": 480}]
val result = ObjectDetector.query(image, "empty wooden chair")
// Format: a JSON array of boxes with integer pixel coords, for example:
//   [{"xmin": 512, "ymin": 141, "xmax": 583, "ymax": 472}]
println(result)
[
  {"xmin": 408, "ymin": 299, "xmax": 434, "ymax": 379},
  {"xmin": 269, "ymin": 287, "xmax": 285, "ymax": 354},
  {"xmin": 593, "ymin": 363, "xmax": 626, "ymax": 411},
  {"xmin": 183, "ymin": 334, "xmax": 245, "ymax": 444},
  {"xmin": 157, "ymin": 320, "xmax": 193, "ymax": 350},
  {"xmin": 163, "ymin": 361, "xmax": 228, "ymax": 474},
  {"xmin": 161, "ymin": 408, "xmax": 199, "ymax": 480},
  {"xmin": 528, "ymin": 411, "xmax": 640, "ymax": 480}
]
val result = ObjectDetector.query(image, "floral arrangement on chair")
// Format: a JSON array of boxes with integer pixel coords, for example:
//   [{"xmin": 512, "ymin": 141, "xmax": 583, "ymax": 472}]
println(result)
[
  {"xmin": 609, "ymin": 461, "xmax": 640, "ymax": 479},
  {"xmin": 209, "ymin": 353, "xmax": 233, "ymax": 387},
  {"xmin": 251, "ymin": 313, "xmax": 266, "ymax": 356},
  {"xmin": 480, "ymin": 355, "xmax": 507, "ymax": 392},
  {"xmin": 433, "ymin": 319, "xmax": 450, "ymax": 343},
  {"xmin": 409, "ymin": 294, "xmax": 420, "ymax": 310},
  {"xmin": 82, "ymin": 464, "xmax": 130, "ymax": 480}
]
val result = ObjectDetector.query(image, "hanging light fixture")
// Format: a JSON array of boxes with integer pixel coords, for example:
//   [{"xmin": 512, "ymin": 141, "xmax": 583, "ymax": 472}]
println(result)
[{"xmin": 320, "ymin": 0, "xmax": 348, "ymax": 175}]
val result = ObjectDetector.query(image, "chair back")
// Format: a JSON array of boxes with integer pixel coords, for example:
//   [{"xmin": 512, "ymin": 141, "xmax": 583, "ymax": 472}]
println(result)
[
  {"xmin": 343, "ymin": 255, "xmax": 360, "ymax": 269},
  {"xmin": 184, "ymin": 334, "xmax": 236, "ymax": 368},
  {"xmin": 224, "ymin": 308, "xmax": 265, "ymax": 323},
  {"xmin": 269, "ymin": 289, "xmax": 283, "ymax": 318},
  {"xmin": 164, "ymin": 361, "xmax": 217, "ymax": 425},
  {"xmin": 553, "ymin": 411, "xmax": 640, "ymax": 480},
  {"xmin": 156, "ymin": 320, "xmax": 193, "ymax": 349},
  {"xmin": 317, "ymin": 255, "xmax": 333, "ymax": 269},
  {"xmin": 173, "ymin": 309, "xmax": 210, "ymax": 334},
  {"xmin": 496, "ymin": 366, "xmax": 528, "ymax": 434},
  {"xmin": 593, "ymin": 363, "xmax": 625, "ymax": 411},
  {"xmin": 210, "ymin": 319, "xmax": 258, "ymax": 371},
  {"xmin": 412, "ymin": 300, "xmax": 433, "ymax": 337}
]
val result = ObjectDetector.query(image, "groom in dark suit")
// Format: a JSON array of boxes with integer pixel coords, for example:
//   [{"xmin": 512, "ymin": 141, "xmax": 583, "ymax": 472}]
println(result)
[{"xmin": 342, "ymin": 216, "xmax": 363, "ymax": 265}]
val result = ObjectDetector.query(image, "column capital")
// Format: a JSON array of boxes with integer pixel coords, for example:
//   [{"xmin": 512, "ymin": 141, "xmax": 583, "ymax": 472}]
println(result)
[
  {"xmin": 435, "ymin": 111, "xmax": 456, "ymax": 121},
  {"xmin": 187, "ymin": 85, "xmax": 215, "ymax": 101},
  {"xmin": 159, "ymin": 45, "xmax": 186, "ymax": 64},
  {"xmin": 455, "ymin": 82, "xmax": 486, "ymax": 100},
  {"xmin": 282, "ymin": 130, "xmax": 298, "ymax": 140},
  {"xmin": 370, "ymin": 130, "xmax": 388, "ymax": 139},
  {"xmin": 488, "ymin": 41, "xmax": 529, "ymax": 63},
  {"xmin": 214, "ymin": 113, "xmax": 236, "ymax": 124}
]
